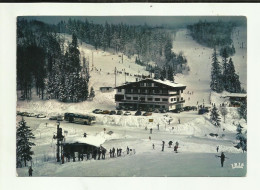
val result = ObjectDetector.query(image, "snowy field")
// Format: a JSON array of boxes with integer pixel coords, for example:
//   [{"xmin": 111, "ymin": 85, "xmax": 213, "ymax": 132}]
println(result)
[{"xmin": 16, "ymin": 27, "xmax": 247, "ymax": 177}]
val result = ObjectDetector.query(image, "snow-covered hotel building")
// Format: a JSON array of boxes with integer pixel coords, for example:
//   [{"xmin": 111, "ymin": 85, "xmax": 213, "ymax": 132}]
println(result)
[{"xmin": 115, "ymin": 78, "xmax": 186, "ymax": 111}]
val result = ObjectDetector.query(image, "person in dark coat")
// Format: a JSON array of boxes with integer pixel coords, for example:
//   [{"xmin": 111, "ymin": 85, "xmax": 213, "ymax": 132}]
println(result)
[
  {"xmin": 162, "ymin": 141, "xmax": 165, "ymax": 151},
  {"xmin": 168, "ymin": 141, "xmax": 173, "ymax": 148},
  {"xmin": 152, "ymin": 144, "xmax": 155, "ymax": 149},
  {"xmin": 117, "ymin": 148, "xmax": 119, "ymax": 157},
  {"xmin": 216, "ymin": 146, "xmax": 219, "ymax": 153},
  {"xmin": 127, "ymin": 146, "xmax": 129, "ymax": 154},
  {"xmin": 102, "ymin": 149, "xmax": 106, "ymax": 159},
  {"xmin": 112, "ymin": 147, "xmax": 115, "ymax": 157},
  {"xmin": 98, "ymin": 149, "xmax": 102, "ymax": 160},
  {"xmin": 150, "ymin": 128, "xmax": 153, "ymax": 134},
  {"xmin": 109, "ymin": 149, "xmax": 112, "ymax": 158},
  {"xmin": 217, "ymin": 152, "xmax": 227, "ymax": 167},
  {"xmin": 28, "ymin": 166, "xmax": 33, "ymax": 177}
]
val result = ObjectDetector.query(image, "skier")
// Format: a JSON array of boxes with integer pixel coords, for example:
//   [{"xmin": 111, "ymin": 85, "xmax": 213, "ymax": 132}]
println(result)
[
  {"xmin": 157, "ymin": 123, "xmax": 160, "ymax": 130},
  {"xmin": 216, "ymin": 152, "xmax": 228, "ymax": 167},
  {"xmin": 127, "ymin": 146, "xmax": 129, "ymax": 154},
  {"xmin": 28, "ymin": 166, "xmax": 33, "ymax": 177},
  {"xmin": 109, "ymin": 149, "xmax": 112, "ymax": 158},
  {"xmin": 174, "ymin": 145, "xmax": 178, "ymax": 153},
  {"xmin": 102, "ymin": 149, "xmax": 106, "ymax": 159},
  {"xmin": 150, "ymin": 128, "xmax": 153, "ymax": 134},
  {"xmin": 216, "ymin": 146, "xmax": 219, "ymax": 153},
  {"xmin": 152, "ymin": 144, "xmax": 155, "ymax": 149},
  {"xmin": 175, "ymin": 141, "xmax": 179, "ymax": 147},
  {"xmin": 112, "ymin": 147, "xmax": 115, "ymax": 157},
  {"xmin": 178, "ymin": 118, "xmax": 180, "ymax": 124},
  {"xmin": 117, "ymin": 148, "xmax": 119, "ymax": 157},
  {"xmin": 168, "ymin": 141, "xmax": 173, "ymax": 148},
  {"xmin": 149, "ymin": 136, "xmax": 151, "ymax": 140},
  {"xmin": 98, "ymin": 148, "xmax": 101, "ymax": 160},
  {"xmin": 162, "ymin": 141, "xmax": 165, "ymax": 151}
]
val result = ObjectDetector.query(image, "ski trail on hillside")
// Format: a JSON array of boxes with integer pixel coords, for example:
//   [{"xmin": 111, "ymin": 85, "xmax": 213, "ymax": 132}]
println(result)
[{"xmin": 172, "ymin": 29, "xmax": 212, "ymax": 106}]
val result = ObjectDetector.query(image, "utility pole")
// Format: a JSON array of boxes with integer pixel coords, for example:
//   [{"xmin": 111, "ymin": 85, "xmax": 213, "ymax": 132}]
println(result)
[
  {"xmin": 55, "ymin": 122, "xmax": 64, "ymax": 163},
  {"xmin": 115, "ymin": 67, "xmax": 117, "ymax": 87}
]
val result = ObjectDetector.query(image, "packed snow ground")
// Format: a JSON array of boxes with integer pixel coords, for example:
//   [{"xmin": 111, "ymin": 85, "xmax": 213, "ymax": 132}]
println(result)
[{"xmin": 16, "ymin": 27, "xmax": 247, "ymax": 177}]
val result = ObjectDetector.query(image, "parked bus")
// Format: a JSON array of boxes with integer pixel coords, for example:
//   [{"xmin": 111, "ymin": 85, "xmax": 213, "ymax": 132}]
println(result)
[{"xmin": 64, "ymin": 113, "xmax": 96, "ymax": 125}]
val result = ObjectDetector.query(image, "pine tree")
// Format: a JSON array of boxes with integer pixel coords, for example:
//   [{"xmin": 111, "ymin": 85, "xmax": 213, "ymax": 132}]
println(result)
[
  {"xmin": 235, "ymin": 123, "xmax": 247, "ymax": 153},
  {"xmin": 16, "ymin": 118, "xmax": 35, "ymax": 168},
  {"xmin": 225, "ymin": 58, "xmax": 241, "ymax": 93},
  {"xmin": 221, "ymin": 48, "xmax": 229, "ymax": 90},
  {"xmin": 210, "ymin": 48, "xmax": 223, "ymax": 93},
  {"xmin": 210, "ymin": 105, "xmax": 221, "ymax": 127}
]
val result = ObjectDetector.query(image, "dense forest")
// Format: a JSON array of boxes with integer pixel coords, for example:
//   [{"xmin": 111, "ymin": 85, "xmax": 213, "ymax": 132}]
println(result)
[
  {"xmin": 17, "ymin": 18, "xmax": 188, "ymax": 101},
  {"xmin": 17, "ymin": 19, "xmax": 89, "ymax": 102},
  {"xmin": 187, "ymin": 20, "xmax": 236, "ymax": 48}
]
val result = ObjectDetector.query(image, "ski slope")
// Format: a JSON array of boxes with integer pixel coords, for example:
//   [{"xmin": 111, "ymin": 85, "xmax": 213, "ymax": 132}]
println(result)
[{"xmin": 16, "ymin": 26, "xmax": 247, "ymax": 177}]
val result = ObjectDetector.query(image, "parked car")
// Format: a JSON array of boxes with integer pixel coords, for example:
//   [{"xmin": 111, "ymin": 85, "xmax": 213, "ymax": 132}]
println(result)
[
  {"xmin": 153, "ymin": 109, "xmax": 160, "ymax": 113},
  {"xmin": 49, "ymin": 116, "xmax": 58, "ymax": 120},
  {"xmin": 143, "ymin": 112, "xmax": 152, "ymax": 116},
  {"xmin": 124, "ymin": 111, "xmax": 131, "ymax": 116},
  {"xmin": 109, "ymin": 110, "xmax": 117, "ymax": 115},
  {"xmin": 57, "ymin": 115, "xmax": 63, "ymax": 121},
  {"xmin": 37, "ymin": 114, "xmax": 46, "ymax": 118},
  {"xmin": 135, "ymin": 110, "xmax": 142, "ymax": 116},
  {"xmin": 92, "ymin": 109, "xmax": 103, "ymax": 114},
  {"xmin": 198, "ymin": 108, "xmax": 209, "ymax": 115},
  {"xmin": 102, "ymin": 110, "xmax": 110, "ymax": 114},
  {"xmin": 20, "ymin": 112, "xmax": 29, "ymax": 117},
  {"xmin": 171, "ymin": 108, "xmax": 183, "ymax": 113},
  {"xmin": 16, "ymin": 111, "xmax": 22, "ymax": 116},
  {"xmin": 27, "ymin": 113, "xmax": 36, "ymax": 117},
  {"xmin": 184, "ymin": 106, "xmax": 192, "ymax": 111},
  {"xmin": 191, "ymin": 106, "xmax": 198, "ymax": 111},
  {"xmin": 116, "ymin": 110, "xmax": 123, "ymax": 115}
]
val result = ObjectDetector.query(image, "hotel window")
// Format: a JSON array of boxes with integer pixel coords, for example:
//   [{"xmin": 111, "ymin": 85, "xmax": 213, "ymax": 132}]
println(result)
[
  {"xmin": 141, "ymin": 89, "xmax": 146, "ymax": 93},
  {"xmin": 147, "ymin": 98, "xmax": 153, "ymax": 101},
  {"xmin": 133, "ymin": 97, "xmax": 138, "ymax": 100},
  {"xmin": 147, "ymin": 83, "xmax": 152, "ymax": 87},
  {"xmin": 140, "ymin": 83, "xmax": 145, "ymax": 87},
  {"xmin": 181, "ymin": 97, "xmax": 183, "ymax": 100},
  {"xmin": 126, "ymin": 96, "xmax": 131, "ymax": 100},
  {"xmin": 118, "ymin": 89, "xmax": 122, "ymax": 92},
  {"xmin": 155, "ymin": 98, "xmax": 160, "ymax": 101},
  {"xmin": 154, "ymin": 90, "xmax": 160, "ymax": 94},
  {"xmin": 162, "ymin": 89, "xmax": 168, "ymax": 94},
  {"xmin": 162, "ymin": 98, "xmax": 168, "ymax": 102},
  {"xmin": 174, "ymin": 98, "xmax": 176, "ymax": 101},
  {"xmin": 171, "ymin": 98, "xmax": 173, "ymax": 101}
]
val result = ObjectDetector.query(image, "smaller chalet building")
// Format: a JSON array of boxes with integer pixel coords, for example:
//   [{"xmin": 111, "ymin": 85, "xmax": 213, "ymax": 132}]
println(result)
[
  {"xmin": 224, "ymin": 93, "xmax": 247, "ymax": 107},
  {"xmin": 115, "ymin": 78, "xmax": 186, "ymax": 111}
]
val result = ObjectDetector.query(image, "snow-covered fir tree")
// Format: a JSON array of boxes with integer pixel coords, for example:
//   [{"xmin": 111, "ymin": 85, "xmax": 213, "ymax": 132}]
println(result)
[
  {"xmin": 16, "ymin": 118, "xmax": 35, "ymax": 168},
  {"xmin": 210, "ymin": 105, "xmax": 221, "ymax": 127},
  {"xmin": 235, "ymin": 123, "xmax": 247, "ymax": 153},
  {"xmin": 210, "ymin": 48, "xmax": 223, "ymax": 93},
  {"xmin": 225, "ymin": 58, "xmax": 241, "ymax": 93},
  {"xmin": 221, "ymin": 48, "xmax": 229, "ymax": 90}
]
